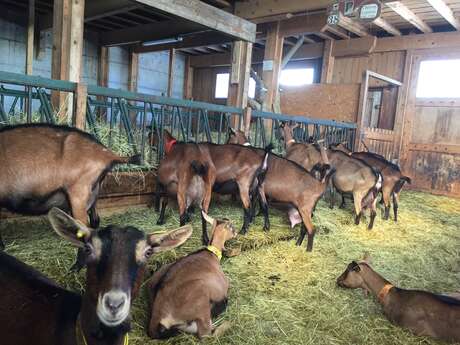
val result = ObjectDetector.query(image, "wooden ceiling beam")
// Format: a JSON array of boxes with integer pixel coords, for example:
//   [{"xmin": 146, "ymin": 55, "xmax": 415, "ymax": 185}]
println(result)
[
  {"xmin": 235, "ymin": 0, "xmax": 333, "ymax": 21},
  {"xmin": 101, "ymin": 20, "xmax": 203, "ymax": 46},
  {"xmin": 132, "ymin": 0, "xmax": 256, "ymax": 42},
  {"xmin": 337, "ymin": 13, "xmax": 370, "ymax": 37},
  {"xmin": 322, "ymin": 24, "xmax": 350, "ymax": 39},
  {"xmin": 372, "ymin": 17, "xmax": 401, "ymax": 36},
  {"xmin": 134, "ymin": 31, "xmax": 233, "ymax": 53},
  {"xmin": 278, "ymin": 13, "xmax": 327, "ymax": 37},
  {"xmin": 39, "ymin": 0, "xmax": 141, "ymax": 31},
  {"xmin": 425, "ymin": 0, "xmax": 460, "ymax": 30},
  {"xmin": 384, "ymin": 1, "xmax": 433, "ymax": 33}
]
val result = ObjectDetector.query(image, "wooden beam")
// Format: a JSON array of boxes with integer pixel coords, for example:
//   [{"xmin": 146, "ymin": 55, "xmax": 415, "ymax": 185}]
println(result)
[
  {"xmin": 322, "ymin": 24, "xmax": 350, "ymax": 39},
  {"xmin": 39, "ymin": 0, "xmax": 140, "ymax": 31},
  {"xmin": 73, "ymin": 83, "xmax": 87, "ymax": 129},
  {"xmin": 26, "ymin": 0, "xmax": 35, "ymax": 75},
  {"xmin": 128, "ymin": 50, "xmax": 139, "ymax": 92},
  {"xmin": 189, "ymin": 42, "xmax": 323, "ymax": 68},
  {"xmin": 372, "ymin": 17, "xmax": 401, "ymax": 36},
  {"xmin": 167, "ymin": 48, "xmax": 176, "ymax": 97},
  {"xmin": 227, "ymin": 41, "xmax": 253, "ymax": 108},
  {"xmin": 101, "ymin": 20, "xmax": 202, "ymax": 46},
  {"xmin": 134, "ymin": 31, "xmax": 232, "ymax": 53},
  {"xmin": 384, "ymin": 1, "xmax": 433, "ymax": 33},
  {"xmin": 98, "ymin": 46, "xmax": 109, "ymax": 87},
  {"xmin": 320, "ymin": 40, "xmax": 334, "ymax": 83},
  {"xmin": 235, "ymin": 0, "xmax": 333, "ymax": 21},
  {"xmin": 68, "ymin": 0, "xmax": 85, "ymax": 83},
  {"xmin": 281, "ymin": 36, "xmax": 304, "ymax": 69},
  {"xmin": 183, "ymin": 56, "xmax": 193, "ymax": 99},
  {"xmin": 133, "ymin": 0, "xmax": 256, "ymax": 42},
  {"xmin": 337, "ymin": 13, "xmax": 369, "ymax": 37},
  {"xmin": 425, "ymin": 0, "xmax": 460, "ymax": 30},
  {"xmin": 277, "ymin": 13, "xmax": 327, "ymax": 37},
  {"xmin": 332, "ymin": 36, "xmax": 377, "ymax": 57},
  {"xmin": 262, "ymin": 22, "xmax": 283, "ymax": 112}
]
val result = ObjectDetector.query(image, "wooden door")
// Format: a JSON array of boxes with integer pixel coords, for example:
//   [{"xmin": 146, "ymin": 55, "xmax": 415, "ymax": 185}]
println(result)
[
  {"xmin": 400, "ymin": 49, "xmax": 460, "ymax": 197},
  {"xmin": 356, "ymin": 70, "xmax": 402, "ymax": 162}
]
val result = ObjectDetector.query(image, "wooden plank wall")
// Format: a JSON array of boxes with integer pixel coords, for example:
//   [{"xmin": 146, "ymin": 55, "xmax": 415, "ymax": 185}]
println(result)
[
  {"xmin": 332, "ymin": 51, "xmax": 405, "ymax": 85},
  {"xmin": 406, "ymin": 103, "xmax": 460, "ymax": 196},
  {"xmin": 192, "ymin": 66, "xmax": 229, "ymax": 104}
]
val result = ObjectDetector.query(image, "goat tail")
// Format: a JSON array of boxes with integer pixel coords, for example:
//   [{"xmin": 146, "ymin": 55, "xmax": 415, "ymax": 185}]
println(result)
[
  {"xmin": 393, "ymin": 176, "xmax": 411, "ymax": 194},
  {"xmin": 190, "ymin": 160, "xmax": 209, "ymax": 177},
  {"xmin": 255, "ymin": 145, "xmax": 272, "ymax": 187}
]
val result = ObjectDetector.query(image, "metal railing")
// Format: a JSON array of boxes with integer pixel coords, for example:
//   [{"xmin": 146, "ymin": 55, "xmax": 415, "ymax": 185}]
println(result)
[{"xmin": 0, "ymin": 71, "xmax": 357, "ymax": 168}]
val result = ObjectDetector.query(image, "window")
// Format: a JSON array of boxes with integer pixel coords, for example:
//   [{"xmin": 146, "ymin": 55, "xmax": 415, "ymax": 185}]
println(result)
[
  {"xmin": 279, "ymin": 68, "xmax": 314, "ymax": 87},
  {"xmin": 215, "ymin": 73, "xmax": 256, "ymax": 99},
  {"xmin": 215, "ymin": 73, "xmax": 230, "ymax": 98},
  {"xmin": 416, "ymin": 59, "xmax": 460, "ymax": 98}
]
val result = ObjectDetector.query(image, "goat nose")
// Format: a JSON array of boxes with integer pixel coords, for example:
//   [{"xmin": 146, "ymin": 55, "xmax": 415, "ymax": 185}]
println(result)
[{"xmin": 104, "ymin": 295, "xmax": 126, "ymax": 315}]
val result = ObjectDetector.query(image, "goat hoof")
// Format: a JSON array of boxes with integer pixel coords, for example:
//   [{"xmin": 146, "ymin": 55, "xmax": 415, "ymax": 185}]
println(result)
[
  {"xmin": 263, "ymin": 226, "xmax": 270, "ymax": 232},
  {"xmin": 239, "ymin": 229, "xmax": 248, "ymax": 235},
  {"xmin": 156, "ymin": 219, "xmax": 165, "ymax": 225}
]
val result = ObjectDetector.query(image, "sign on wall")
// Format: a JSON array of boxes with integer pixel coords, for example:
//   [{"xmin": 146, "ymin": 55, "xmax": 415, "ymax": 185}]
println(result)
[{"xmin": 327, "ymin": 0, "xmax": 382, "ymax": 24}]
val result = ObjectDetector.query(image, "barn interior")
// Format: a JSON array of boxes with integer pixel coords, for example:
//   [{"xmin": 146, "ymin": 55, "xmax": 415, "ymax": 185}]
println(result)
[{"xmin": 0, "ymin": 0, "xmax": 459, "ymax": 344}]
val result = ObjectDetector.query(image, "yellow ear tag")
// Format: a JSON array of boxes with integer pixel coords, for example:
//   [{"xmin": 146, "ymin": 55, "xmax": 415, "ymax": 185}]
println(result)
[{"xmin": 77, "ymin": 230, "xmax": 85, "ymax": 239}]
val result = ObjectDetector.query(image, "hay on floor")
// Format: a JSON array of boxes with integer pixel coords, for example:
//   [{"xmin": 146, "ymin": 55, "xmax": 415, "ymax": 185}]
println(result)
[{"xmin": 1, "ymin": 190, "xmax": 460, "ymax": 345}]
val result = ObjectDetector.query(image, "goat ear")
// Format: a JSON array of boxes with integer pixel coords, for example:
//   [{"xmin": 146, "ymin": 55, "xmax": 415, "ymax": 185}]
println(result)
[
  {"xmin": 361, "ymin": 252, "xmax": 372, "ymax": 264},
  {"xmin": 147, "ymin": 225, "xmax": 193, "ymax": 253},
  {"xmin": 48, "ymin": 208, "xmax": 92, "ymax": 247}
]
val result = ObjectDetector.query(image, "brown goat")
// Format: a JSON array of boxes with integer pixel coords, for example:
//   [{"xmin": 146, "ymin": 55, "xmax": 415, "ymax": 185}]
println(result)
[
  {"xmin": 259, "ymin": 153, "xmax": 335, "ymax": 251},
  {"xmin": 0, "ymin": 124, "xmax": 140, "ymax": 253},
  {"xmin": 155, "ymin": 130, "xmax": 216, "ymax": 244},
  {"xmin": 0, "ymin": 207, "xmax": 192, "ymax": 345},
  {"xmin": 337, "ymin": 256, "xmax": 460, "ymax": 343},
  {"xmin": 331, "ymin": 143, "xmax": 411, "ymax": 221},
  {"xmin": 227, "ymin": 127, "xmax": 251, "ymax": 146},
  {"xmin": 148, "ymin": 211, "xmax": 235, "ymax": 339},
  {"xmin": 280, "ymin": 124, "xmax": 382, "ymax": 230}
]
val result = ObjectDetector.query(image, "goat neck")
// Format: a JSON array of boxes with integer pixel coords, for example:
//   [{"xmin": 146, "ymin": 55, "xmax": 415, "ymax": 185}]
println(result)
[{"xmin": 358, "ymin": 264, "xmax": 393, "ymax": 304}]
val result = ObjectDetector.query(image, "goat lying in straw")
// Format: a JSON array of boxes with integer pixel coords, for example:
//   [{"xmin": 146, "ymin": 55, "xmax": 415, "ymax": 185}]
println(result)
[
  {"xmin": 337, "ymin": 255, "xmax": 460, "ymax": 342},
  {"xmin": 148, "ymin": 211, "xmax": 235, "ymax": 339}
]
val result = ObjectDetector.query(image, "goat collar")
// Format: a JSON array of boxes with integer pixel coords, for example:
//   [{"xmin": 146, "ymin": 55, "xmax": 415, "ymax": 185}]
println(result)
[
  {"xmin": 164, "ymin": 139, "xmax": 177, "ymax": 155},
  {"xmin": 206, "ymin": 245, "xmax": 222, "ymax": 261},
  {"xmin": 76, "ymin": 315, "xmax": 129, "ymax": 345},
  {"xmin": 377, "ymin": 283, "xmax": 394, "ymax": 304}
]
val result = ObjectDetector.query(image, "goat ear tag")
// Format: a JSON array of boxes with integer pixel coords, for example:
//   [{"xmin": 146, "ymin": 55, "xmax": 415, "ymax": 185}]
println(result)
[{"xmin": 77, "ymin": 230, "xmax": 85, "ymax": 239}]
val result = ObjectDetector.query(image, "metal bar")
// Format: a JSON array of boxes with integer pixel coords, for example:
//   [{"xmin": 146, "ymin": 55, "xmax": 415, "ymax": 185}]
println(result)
[
  {"xmin": 140, "ymin": 102, "xmax": 147, "ymax": 165},
  {"xmin": 0, "ymin": 71, "xmax": 76, "ymax": 92},
  {"xmin": 26, "ymin": 86, "xmax": 32, "ymax": 123},
  {"xmin": 218, "ymin": 112, "xmax": 223, "ymax": 144}
]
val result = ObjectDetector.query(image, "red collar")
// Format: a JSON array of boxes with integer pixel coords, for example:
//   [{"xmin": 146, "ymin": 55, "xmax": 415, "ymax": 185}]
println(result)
[{"xmin": 164, "ymin": 139, "xmax": 177, "ymax": 155}]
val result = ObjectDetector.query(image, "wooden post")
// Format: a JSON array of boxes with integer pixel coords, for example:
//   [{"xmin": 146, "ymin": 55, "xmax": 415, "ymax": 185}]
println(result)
[
  {"xmin": 73, "ymin": 83, "xmax": 87, "ymax": 129},
  {"xmin": 98, "ymin": 46, "xmax": 109, "ymax": 88},
  {"xmin": 51, "ymin": 0, "xmax": 86, "ymax": 118},
  {"xmin": 227, "ymin": 40, "xmax": 253, "ymax": 110},
  {"xmin": 320, "ymin": 40, "xmax": 334, "ymax": 84},
  {"xmin": 243, "ymin": 106, "xmax": 252, "ymax": 137},
  {"xmin": 128, "ymin": 49, "xmax": 139, "ymax": 93},
  {"xmin": 26, "ymin": 0, "xmax": 35, "ymax": 75},
  {"xmin": 167, "ymin": 48, "xmax": 176, "ymax": 97},
  {"xmin": 183, "ymin": 55, "xmax": 194, "ymax": 99},
  {"xmin": 262, "ymin": 22, "xmax": 283, "ymax": 112}
]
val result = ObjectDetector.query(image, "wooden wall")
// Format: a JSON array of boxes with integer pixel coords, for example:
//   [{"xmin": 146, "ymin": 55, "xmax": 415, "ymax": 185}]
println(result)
[
  {"xmin": 192, "ymin": 66, "xmax": 229, "ymax": 104},
  {"xmin": 280, "ymin": 83, "xmax": 360, "ymax": 122},
  {"xmin": 332, "ymin": 51, "xmax": 405, "ymax": 85}
]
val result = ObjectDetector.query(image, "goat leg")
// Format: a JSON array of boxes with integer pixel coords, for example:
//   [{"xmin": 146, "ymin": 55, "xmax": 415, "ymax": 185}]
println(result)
[
  {"xmin": 0, "ymin": 230, "xmax": 4, "ymax": 250},
  {"xmin": 154, "ymin": 180, "xmax": 163, "ymax": 212},
  {"xmin": 296, "ymin": 224, "xmax": 307, "ymax": 246},
  {"xmin": 306, "ymin": 229, "xmax": 316, "ymax": 252},
  {"xmin": 88, "ymin": 205, "xmax": 100, "ymax": 228},
  {"xmin": 239, "ymin": 207, "xmax": 252, "ymax": 235},
  {"xmin": 393, "ymin": 193, "xmax": 399, "ymax": 222},
  {"xmin": 201, "ymin": 213, "xmax": 210, "ymax": 245},
  {"xmin": 157, "ymin": 199, "xmax": 168, "ymax": 225},
  {"xmin": 339, "ymin": 194, "xmax": 346, "ymax": 209},
  {"xmin": 368, "ymin": 209, "xmax": 377, "ymax": 230}
]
